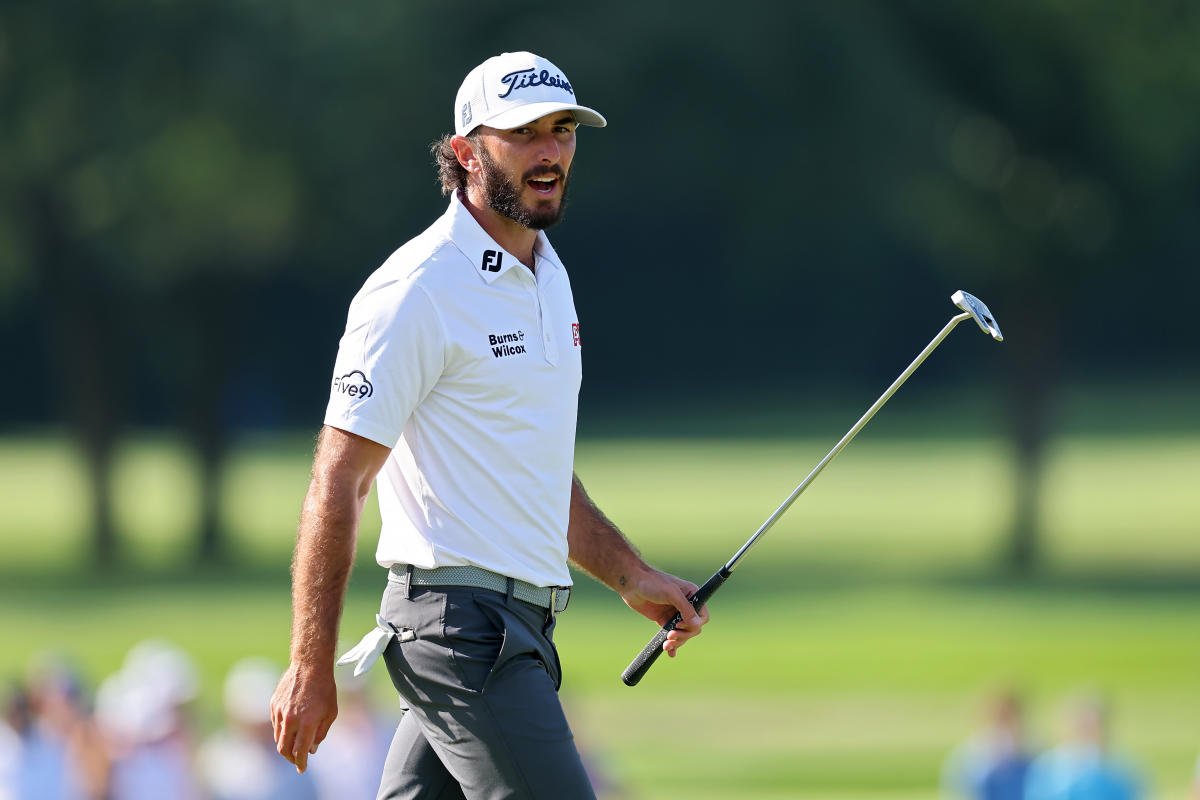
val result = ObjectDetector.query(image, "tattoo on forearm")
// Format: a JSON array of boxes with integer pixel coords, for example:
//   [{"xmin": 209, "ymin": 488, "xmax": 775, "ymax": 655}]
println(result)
[{"xmin": 619, "ymin": 575, "xmax": 627, "ymax": 587}]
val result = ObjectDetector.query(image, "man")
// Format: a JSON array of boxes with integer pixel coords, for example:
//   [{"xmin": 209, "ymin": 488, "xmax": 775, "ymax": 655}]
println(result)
[
  {"xmin": 270, "ymin": 51, "xmax": 709, "ymax": 800},
  {"xmin": 1024, "ymin": 692, "xmax": 1142, "ymax": 800},
  {"xmin": 941, "ymin": 688, "xmax": 1033, "ymax": 800}
]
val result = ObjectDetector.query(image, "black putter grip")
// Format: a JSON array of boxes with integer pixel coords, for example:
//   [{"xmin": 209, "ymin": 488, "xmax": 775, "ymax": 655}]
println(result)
[{"xmin": 621, "ymin": 567, "xmax": 730, "ymax": 686}]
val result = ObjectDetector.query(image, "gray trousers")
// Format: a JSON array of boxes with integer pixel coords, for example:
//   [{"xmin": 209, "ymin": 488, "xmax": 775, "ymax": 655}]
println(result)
[{"xmin": 375, "ymin": 571, "xmax": 596, "ymax": 800}]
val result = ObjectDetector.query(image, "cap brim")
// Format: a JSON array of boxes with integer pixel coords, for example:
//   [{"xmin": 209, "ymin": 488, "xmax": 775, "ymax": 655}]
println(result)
[{"xmin": 479, "ymin": 102, "xmax": 607, "ymax": 132}]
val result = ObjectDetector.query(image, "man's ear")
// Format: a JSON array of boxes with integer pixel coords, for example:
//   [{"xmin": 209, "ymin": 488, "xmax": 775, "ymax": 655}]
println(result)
[{"xmin": 450, "ymin": 135, "xmax": 480, "ymax": 174}]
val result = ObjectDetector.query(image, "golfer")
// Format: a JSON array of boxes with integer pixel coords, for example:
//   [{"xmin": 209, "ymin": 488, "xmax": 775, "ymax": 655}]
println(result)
[{"xmin": 270, "ymin": 51, "xmax": 709, "ymax": 799}]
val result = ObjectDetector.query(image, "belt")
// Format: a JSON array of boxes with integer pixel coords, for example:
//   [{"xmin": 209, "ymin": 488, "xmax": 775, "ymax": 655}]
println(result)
[{"xmin": 391, "ymin": 564, "xmax": 570, "ymax": 614}]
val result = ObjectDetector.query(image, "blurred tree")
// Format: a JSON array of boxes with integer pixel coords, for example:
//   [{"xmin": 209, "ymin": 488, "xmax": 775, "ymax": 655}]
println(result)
[
  {"xmin": 883, "ymin": 0, "xmax": 1200, "ymax": 571},
  {"xmin": 122, "ymin": 10, "xmax": 303, "ymax": 563},
  {"xmin": 1, "ymin": 2, "xmax": 135, "ymax": 564},
  {"xmin": 19, "ymin": 187, "xmax": 127, "ymax": 565},
  {"xmin": 0, "ymin": 1, "xmax": 302, "ymax": 563}
]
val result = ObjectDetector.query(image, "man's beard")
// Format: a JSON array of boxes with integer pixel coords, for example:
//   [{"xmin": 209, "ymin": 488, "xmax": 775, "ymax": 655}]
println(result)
[{"xmin": 477, "ymin": 145, "xmax": 569, "ymax": 230}]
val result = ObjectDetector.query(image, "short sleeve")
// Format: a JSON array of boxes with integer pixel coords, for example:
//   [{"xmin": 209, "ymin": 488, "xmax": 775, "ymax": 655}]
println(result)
[{"xmin": 323, "ymin": 279, "xmax": 445, "ymax": 448}]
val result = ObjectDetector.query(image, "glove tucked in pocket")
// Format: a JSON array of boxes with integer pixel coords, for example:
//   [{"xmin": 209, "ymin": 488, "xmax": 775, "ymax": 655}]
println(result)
[{"xmin": 336, "ymin": 614, "xmax": 416, "ymax": 677}]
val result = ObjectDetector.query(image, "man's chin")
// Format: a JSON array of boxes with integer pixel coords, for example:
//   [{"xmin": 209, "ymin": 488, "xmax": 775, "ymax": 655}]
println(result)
[
  {"xmin": 523, "ymin": 201, "xmax": 565, "ymax": 230},
  {"xmin": 483, "ymin": 185, "xmax": 567, "ymax": 230}
]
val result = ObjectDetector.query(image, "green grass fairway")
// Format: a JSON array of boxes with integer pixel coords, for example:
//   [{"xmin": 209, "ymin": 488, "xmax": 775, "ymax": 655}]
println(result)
[{"xmin": 3, "ymin": 430, "xmax": 1199, "ymax": 798}]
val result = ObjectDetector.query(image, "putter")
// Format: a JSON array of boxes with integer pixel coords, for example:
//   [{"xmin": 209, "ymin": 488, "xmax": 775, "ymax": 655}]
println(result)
[{"xmin": 621, "ymin": 290, "xmax": 1004, "ymax": 686}]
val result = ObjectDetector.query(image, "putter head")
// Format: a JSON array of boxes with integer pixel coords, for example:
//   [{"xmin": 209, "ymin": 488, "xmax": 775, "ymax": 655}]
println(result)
[{"xmin": 951, "ymin": 290, "xmax": 1004, "ymax": 342}]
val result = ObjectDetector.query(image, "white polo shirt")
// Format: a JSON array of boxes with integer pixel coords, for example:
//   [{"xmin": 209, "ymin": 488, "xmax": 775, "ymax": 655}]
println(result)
[{"xmin": 324, "ymin": 194, "xmax": 583, "ymax": 588}]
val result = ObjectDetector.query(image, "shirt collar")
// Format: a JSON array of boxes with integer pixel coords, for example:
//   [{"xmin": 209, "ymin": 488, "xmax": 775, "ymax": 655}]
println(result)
[{"xmin": 445, "ymin": 192, "xmax": 561, "ymax": 284}]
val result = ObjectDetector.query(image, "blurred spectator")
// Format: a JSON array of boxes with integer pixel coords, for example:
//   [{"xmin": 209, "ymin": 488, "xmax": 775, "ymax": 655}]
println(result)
[
  {"xmin": 942, "ymin": 688, "xmax": 1035, "ymax": 800},
  {"xmin": 2, "ymin": 657, "xmax": 104, "ymax": 800},
  {"xmin": 95, "ymin": 640, "xmax": 202, "ymax": 800},
  {"xmin": 1024, "ymin": 691, "xmax": 1143, "ymax": 800},
  {"xmin": 196, "ymin": 657, "xmax": 318, "ymax": 800},
  {"xmin": 0, "ymin": 685, "xmax": 20, "ymax": 800},
  {"xmin": 307, "ymin": 672, "xmax": 392, "ymax": 800}
]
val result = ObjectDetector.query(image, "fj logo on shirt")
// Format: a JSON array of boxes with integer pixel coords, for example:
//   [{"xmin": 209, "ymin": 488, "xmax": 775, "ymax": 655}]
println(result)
[
  {"xmin": 481, "ymin": 250, "xmax": 503, "ymax": 272},
  {"xmin": 333, "ymin": 370, "xmax": 374, "ymax": 398},
  {"xmin": 571, "ymin": 323, "xmax": 581, "ymax": 347},
  {"xmin": 488, "ymin": 330, "xmax": 527, "ymax": 358}
]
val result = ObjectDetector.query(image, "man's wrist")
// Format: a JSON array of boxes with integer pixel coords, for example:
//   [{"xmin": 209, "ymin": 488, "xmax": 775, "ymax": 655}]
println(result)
[
  {"xmin": 289, "ymin": 655, "xmax": 336, "ymax": 681},
  {"xmin": 289, "ymin": 638, "xmax": 338, "ymax": 674},
  {"xmin": 614, "ymin": 561, "xmax": 656, "ymax": 598}
]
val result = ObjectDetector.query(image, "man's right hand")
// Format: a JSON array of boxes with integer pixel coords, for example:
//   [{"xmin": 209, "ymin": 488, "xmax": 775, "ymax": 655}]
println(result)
[{"xmin": 270, "ymin": 662, "xmax": 339, "ymax": 773}]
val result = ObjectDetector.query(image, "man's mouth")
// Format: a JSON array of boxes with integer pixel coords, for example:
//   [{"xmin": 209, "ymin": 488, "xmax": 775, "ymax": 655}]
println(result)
[{"xmin": 526, "ymin": 175, "xmax": 560, "ymax": 195}]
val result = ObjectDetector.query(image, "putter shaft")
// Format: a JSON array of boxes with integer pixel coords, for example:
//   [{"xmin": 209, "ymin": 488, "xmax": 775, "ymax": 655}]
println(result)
[
  {"xmin": 724, "ymin": 311, "xmax": 972, "ymax": 573},
  {"xmin": 623, "ymin": 291, "xmax": 1002, "ymax": 686}
]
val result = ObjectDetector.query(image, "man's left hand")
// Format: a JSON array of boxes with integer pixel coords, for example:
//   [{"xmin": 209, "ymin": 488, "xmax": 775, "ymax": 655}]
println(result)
[{"xmin": 619, "ymin": 569, "xmax": 710, "ymax": 657}]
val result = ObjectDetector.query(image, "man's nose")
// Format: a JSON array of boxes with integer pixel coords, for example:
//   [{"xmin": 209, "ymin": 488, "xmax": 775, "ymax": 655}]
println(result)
[{"xmin": 535, "ymin": 134, "xmax": 561, "ymax": 164}]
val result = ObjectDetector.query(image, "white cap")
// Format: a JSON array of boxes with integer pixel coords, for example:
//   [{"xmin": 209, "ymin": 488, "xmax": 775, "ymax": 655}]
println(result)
[
  {"xmin": 454, "ymin": 51, "xmax": 607, "ymax": 136},
  {"xmin": 121, "ymin": 639, "xmax": 199, "ymax": 707},
  {"xmin": 223, "ymin": 657, "xmax": 281, "ymax": 728},
  {"xmin": 94, "ymin": 639, "xmax": 199, "ymax": 745}
]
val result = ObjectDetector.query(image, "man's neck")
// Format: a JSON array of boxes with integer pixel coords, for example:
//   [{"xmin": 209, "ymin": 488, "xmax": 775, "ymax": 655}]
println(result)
[{"xmin": 460, "ymin": 189, "xmax": 538, "ymax": 270}]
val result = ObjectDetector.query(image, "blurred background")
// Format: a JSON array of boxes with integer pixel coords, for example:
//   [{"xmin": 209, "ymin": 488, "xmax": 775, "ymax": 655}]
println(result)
[{"xmin": 2, "ymin": 1, "xmax": 1198, "ymax": 798}]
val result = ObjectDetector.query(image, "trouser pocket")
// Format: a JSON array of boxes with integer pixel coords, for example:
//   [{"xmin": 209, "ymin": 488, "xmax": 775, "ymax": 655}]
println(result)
[
  {"xmin": 443, "ymin": 590, "xmax": 508, "ymax": 694},
  {"xmin": 445, "ymin": 589, "xmax": 564, "ymax": 695}
]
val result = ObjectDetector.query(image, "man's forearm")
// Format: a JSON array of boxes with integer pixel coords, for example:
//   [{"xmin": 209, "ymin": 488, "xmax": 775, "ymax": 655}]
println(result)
[
  {"xmin": 289, "ymin": 477, "xmax": 365, "ymax": 671},
  {"xmin": 272, "ymin": 427, "xmax": 389, "ymax": 772},
  {"xmin": 567, "ymin": 474, "xmax": 707, "ymax": 644},
  {"xmin": 567, "ymin": 474, "xmax": 650, "ymax": 592}
]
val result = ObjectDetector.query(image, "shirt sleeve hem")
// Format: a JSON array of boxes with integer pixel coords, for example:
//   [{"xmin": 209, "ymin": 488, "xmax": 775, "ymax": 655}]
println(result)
[{"xmin": 322, "ymin": 415, "xmax": 400, "ymax": 449}]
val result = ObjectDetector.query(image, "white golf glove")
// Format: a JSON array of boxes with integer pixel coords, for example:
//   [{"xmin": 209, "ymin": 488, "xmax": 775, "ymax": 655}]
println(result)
[{"xmin": 336, "ymin": 614, "xmax": 414, "ymax": 677}]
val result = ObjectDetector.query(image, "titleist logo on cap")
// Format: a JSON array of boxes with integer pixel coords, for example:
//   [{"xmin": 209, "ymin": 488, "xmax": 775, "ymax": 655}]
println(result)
[{"xmin": 498, "ymin": 68, "xmax": 575, "ymax": 99}]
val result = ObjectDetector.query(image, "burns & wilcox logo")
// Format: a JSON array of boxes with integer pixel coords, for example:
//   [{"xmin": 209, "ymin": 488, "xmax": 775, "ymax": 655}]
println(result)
[
  {"xmin": 498, "ymin": 67, "xmax": 574, "ymax": 99},
  {"xmin": 488, "ymin": 330, "xmax": 527, "ymax": 358},
  {"xmin": 333, "ymin": 370, "xmax": 374, "ymax": 398}
]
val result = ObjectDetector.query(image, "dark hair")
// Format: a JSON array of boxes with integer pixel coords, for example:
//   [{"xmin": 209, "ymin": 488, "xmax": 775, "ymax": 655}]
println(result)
[{"xmin": 430, "ymin": 132, "xmax": 479, "ymax": 196}]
